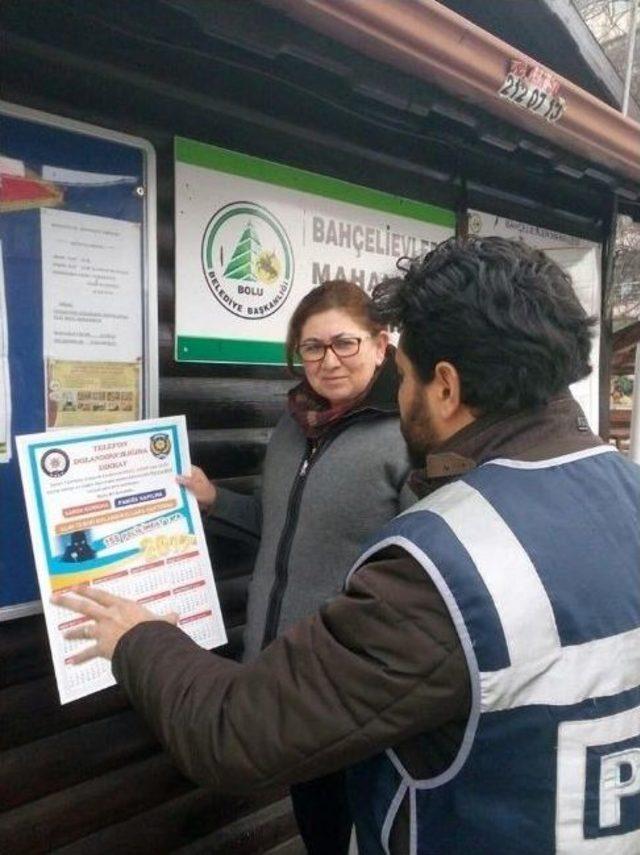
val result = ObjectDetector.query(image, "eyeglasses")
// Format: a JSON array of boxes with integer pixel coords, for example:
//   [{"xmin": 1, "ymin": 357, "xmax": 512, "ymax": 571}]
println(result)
[{"xmin": 297, "ymin": 335, "xmax": 371, "ymax": 363}]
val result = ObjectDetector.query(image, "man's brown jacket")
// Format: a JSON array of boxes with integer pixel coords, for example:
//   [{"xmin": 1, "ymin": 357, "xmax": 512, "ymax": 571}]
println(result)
[{"xmin": 112, "ymin": 394, "xmax": 601, "ymax": 848}]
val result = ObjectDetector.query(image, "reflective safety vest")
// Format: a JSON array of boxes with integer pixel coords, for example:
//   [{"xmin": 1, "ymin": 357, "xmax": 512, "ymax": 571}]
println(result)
[{"xmin": 346, "ymin": 447, "xmax": 640, "ymax": 855}]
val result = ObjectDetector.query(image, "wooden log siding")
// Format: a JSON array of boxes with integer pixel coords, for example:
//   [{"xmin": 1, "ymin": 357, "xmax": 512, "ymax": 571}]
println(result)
[{"xmin": 0, "ymin": 133, "xmax": 299, "ymax": 853}]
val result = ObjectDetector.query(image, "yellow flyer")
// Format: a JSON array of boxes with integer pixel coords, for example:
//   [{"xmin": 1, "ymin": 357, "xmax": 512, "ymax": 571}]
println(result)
[
  {"xmin": 16, "ymin": 416, "xmax": 226, "ymax": 704},
  {"xmin": 46, "ymin": 359, "xmax": 140, "ymax": 428}
]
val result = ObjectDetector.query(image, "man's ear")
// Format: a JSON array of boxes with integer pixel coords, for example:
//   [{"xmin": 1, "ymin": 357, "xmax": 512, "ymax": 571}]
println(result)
[
  {"xmin": 432, "ymin": 361, "xmax": 463, "ymax": 420},
  {"xmin": 427, "ymin": 362, "xmax": 476, "ymax": 442}
]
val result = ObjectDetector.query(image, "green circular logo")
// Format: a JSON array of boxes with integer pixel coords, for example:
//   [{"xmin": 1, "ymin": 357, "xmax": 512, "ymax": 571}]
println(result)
[{"xmin": 201, "ymin": 201, "xmax": 294, "ymax": 320}]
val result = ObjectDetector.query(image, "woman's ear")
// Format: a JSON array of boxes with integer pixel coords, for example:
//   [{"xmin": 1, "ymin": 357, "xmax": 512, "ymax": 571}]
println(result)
[{"xmin": 375, "ymin": 330, "xmax": 390, "ymax": 365}]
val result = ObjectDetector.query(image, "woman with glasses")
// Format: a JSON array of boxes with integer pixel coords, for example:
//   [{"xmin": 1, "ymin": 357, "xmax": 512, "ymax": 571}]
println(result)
[{"xmin": 179, "ymin": 279, "xmax": 412, "ymax": 854}]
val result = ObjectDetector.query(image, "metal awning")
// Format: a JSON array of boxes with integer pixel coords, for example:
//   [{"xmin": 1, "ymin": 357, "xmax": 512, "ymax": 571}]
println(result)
[
  {"xmin": 3, "ymin": 0, "xmax": 639, "ymax": 239},
  {"xmin": 439, "ymin": 0, "xmax": 640, "ymax": 120},
  {"xmin": 261, "ymin": 0, "xmax": 640, "ymax": 189}
]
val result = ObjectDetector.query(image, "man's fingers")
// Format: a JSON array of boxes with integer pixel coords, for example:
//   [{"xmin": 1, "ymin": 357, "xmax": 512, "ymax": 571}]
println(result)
[
  {"xmin": 68, "ymin": 643, "xmax": 101, "ymax": 665},
  {"xmin": 162, "ymin": 611, "xmax": 179, "ymax": 626},
  {"xmin": 52, "ymin": 586, "xmax": 130, "ymax": 617},
  {"xmin": 177, "ymin": 467, "xmax": 201, "ymax": 483},
  {"xmin": 51, "ymin": 593, "xmax": 104, "ymax": 620},
  {"xmin": 64, "ymin": 623, "xmax": 95, "ymax": 641},
  {"xmin": 67, "ymin": 586, "xmax": 125, "ymax": 608}
]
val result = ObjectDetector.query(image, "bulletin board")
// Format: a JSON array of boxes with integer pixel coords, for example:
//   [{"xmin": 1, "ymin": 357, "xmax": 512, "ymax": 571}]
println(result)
[{"xmin": 0, "ymin": 101, "xmax": 158, "ymax": 620}]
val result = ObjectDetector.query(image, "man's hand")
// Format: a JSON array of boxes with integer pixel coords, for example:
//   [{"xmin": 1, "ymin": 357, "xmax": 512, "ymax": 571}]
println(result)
[
  {"xmin": 176, "ymin": 465, "xmax": 217, "ymax": 511},
  {"xmin": 52, "ymin": 587, "xmax": 178, "ymax": 663}
]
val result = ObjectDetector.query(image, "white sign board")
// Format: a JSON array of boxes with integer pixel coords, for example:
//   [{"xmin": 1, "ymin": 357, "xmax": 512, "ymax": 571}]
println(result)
[
  {"xmin": 175, "ymin": 138, "xmax": 455, "ymax": 364},
  {"xmin": 469, "ymin": 211, "xmax": 602, "ymax": 433}
]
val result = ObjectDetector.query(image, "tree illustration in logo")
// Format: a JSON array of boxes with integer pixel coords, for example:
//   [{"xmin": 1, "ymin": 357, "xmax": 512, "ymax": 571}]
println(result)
[{"xmin": 223, "ymin": 221, "xmax": 280, "ymax": 284}]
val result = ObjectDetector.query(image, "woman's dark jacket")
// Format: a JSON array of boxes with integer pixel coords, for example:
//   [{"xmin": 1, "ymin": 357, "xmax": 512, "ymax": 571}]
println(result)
[{"xmin": 208, "ymin": 355, "xmax": 413, "ymax": 660}]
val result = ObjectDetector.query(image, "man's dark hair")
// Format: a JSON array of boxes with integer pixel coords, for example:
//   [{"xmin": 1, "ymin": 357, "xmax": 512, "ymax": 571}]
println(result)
[{"xmin": 373, "ymin": 236, "xmax": 596, "ymax": 414}]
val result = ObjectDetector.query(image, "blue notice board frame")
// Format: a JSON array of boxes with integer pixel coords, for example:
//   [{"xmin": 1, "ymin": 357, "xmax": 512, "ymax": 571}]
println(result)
[{"xmin": 0, "ymin": 101, "xmax": 158, "ymax": 620}]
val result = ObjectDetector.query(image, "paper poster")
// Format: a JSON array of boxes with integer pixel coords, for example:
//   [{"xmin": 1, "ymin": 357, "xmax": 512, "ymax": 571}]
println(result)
[
  {"xmin": 175, "ymin": 137, "xmax": 455, "ymax": 364},
  {"xmin": 40, "ymin": 208, "xmax": 142, "ymax": 364},
  {"xmin": 469, "ymin": 210, "xmax": 601, "ymax": 433},
  {"xmin": 46, "ymin": 359, "xmax": 140, "ymax": 429},
  {"xmin": 16, "ymin": 416, "xmax": 226, "ymax": 704},
  {"xmin": 0, "ymin": 241, "xmax": 11, "ymax": 462}
]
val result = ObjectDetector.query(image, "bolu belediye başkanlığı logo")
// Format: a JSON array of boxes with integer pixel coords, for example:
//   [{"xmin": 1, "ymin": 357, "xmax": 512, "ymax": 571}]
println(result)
[{"xmin": 201, "ymin": 201, "xmax": 294, "ymax": 320}]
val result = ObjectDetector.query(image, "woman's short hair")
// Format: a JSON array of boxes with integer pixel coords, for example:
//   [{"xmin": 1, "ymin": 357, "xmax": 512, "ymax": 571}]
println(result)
[
  {"xmin": 285, "ymin": 280, "xmax": 385, "ymax": 371},
  {"xmin": 373, "ymin": 236, "xmax": 596, "ymax": 414}
]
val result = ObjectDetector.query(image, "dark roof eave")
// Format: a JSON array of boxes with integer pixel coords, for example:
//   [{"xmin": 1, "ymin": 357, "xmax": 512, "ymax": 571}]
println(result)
[{"xmin": 260, "ymin": 0, "xmax": 640, "ymax": 187}]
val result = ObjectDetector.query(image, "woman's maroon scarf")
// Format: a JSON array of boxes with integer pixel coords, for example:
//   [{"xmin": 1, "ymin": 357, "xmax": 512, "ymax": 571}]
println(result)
[{"xmin": 287, "ymin": 369, "xmax": 379, "ymax": 439}]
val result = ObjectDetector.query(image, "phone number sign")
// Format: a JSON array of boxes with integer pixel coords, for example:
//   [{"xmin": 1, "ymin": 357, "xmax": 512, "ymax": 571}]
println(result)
[{"xmin": 498, "ymin": 60, "xmax": 566, "ymax": 124}]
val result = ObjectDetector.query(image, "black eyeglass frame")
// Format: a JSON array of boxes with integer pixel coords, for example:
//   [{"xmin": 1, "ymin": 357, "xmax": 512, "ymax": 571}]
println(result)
[{"xmin": 296, "ymin": 335, "xmax": 372, "ymax": 363}]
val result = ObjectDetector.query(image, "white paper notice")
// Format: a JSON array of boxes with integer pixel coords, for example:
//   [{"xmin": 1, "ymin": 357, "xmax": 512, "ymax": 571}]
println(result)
[
  {"xmin": 41, "ymin": 208, "xmax": 142, "ymax": 363},
  {"xmin": 16, "ymin": 416, "xmax": 227, "ymax": 704},
  {"xmin": 0, "ymin": 241, "xmax": 11, "ymax": 463}
]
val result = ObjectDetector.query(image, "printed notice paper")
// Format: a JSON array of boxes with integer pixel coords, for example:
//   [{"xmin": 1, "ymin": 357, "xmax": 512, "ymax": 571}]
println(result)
[
  {"xmin": 40, "ymin": 208, "xmax": 142, "ymax": 364},
  {"xmin": 16, "ymin": 416, "xmax": 226, "ymax": 704}
]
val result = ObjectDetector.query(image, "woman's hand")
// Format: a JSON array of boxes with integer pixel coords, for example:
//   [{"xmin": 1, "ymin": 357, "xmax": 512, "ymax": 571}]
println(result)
[
  {"xmin": 176, "ymin": 465, "xmax": 217, "ymax": 511},
  {"xmin": 51, "ymin": 587, "xmax": 178, "ymax": 663}
]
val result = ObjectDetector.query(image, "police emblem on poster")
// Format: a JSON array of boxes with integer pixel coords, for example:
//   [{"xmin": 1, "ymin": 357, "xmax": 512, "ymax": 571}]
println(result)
[
  {"xmin": 40, "ymin": 448, "xmax": 70, "ymax": 478},
  {"xmin": 201, "ymin": 201, "xmax": 294, "ymax": 320},
  {"xmin": 150, "ymin": 432, "xmax": 171, "ymax": 459}
]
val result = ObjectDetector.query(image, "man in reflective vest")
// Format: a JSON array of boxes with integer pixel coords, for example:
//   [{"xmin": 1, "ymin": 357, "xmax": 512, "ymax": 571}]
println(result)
[
  {"xmin": 343, "ymin": 237, "xmax": 640, "ymax": 854},
  {"xmin": 55, "ymin": 237, "xmax": 640, "ymax": 854}
]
